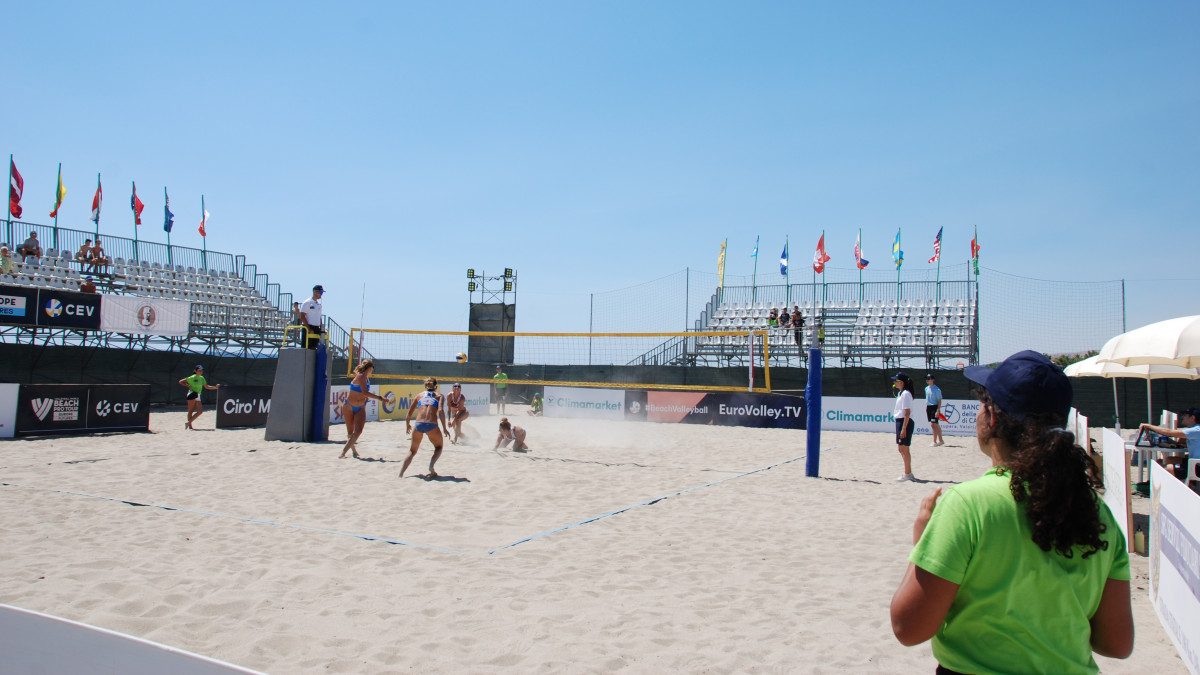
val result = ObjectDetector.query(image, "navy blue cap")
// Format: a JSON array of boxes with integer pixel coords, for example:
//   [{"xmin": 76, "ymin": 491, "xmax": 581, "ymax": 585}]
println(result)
[
  {"xmin": 891, "ymin": 371, "xmax": 912, "ymax": 382},
  {"xmin": 1182, "ymin": 407, "xmax": 1200, "ymax": 419},
  {"xmin": 964, "ymin": 350, "xmax": 1072, "ymax": 421}
]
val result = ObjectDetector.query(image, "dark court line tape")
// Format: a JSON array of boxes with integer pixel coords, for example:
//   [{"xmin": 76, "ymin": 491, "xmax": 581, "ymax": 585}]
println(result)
[
  {"xmin": 0, "ymin": 482, "xmax": 464, "ymax": 556},
  {"xmin": 486, "ymin": 450, "xmax": 822, "ymax": 555}
]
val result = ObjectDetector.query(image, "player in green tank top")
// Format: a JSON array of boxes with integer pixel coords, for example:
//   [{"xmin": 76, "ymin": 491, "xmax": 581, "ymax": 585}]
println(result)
[{"xmin": 178, "ymin": 364, "xmax": 221, "ymax": 430}]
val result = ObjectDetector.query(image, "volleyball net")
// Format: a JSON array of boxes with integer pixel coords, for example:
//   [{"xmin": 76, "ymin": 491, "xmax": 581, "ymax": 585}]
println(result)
[{"xmin": 348, "ymin": 328, "xmax": 773, "ymax": 393}]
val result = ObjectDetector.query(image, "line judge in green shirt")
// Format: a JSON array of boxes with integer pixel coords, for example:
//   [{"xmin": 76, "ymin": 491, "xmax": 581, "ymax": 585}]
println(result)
[
  {"xmin": 178, "ymin": 364, "xmax": 221, "ymax": 430},
  {"xmin": 890, "ymin": 351, "xmax": 1133, "ymax": 674},
  {"xmin": 492, "ymin": 365, "xmax": 509, "ymax": 415}
]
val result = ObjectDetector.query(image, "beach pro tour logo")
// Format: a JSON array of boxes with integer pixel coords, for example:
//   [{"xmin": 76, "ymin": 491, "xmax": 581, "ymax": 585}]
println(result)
[
  {"xmin": 31, "ymin": 398, "xmax": 53, "ymax": 421},
  {"xmin": 0, "ymin": 294, "xmax": 27, "ymax": 317},
  {"xmin": 31, "ymin": 396, "xmax": 81, "ymax": 422},
  {"xmin": 137, "ymin": 304, "xmax": 157, "ymax": 328},
  {"xmin": 44, "ymin": 298, "xmax": 63, "ymax": 318}
]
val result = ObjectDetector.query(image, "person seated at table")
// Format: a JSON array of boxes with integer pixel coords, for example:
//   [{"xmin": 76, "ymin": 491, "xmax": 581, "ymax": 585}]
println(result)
[
  {"xmin": 16, "ymin": 231, "xmax": 41, "ymax": 260},
  {"xmin": 76, "ymin": 239, "xmax": 93, "ymax": 266},
  {"xmin": 89, "ymin": 237, "xmax": 110, "ymax": 272},
  {"xmin": 1138, "ymin": 406, "xmax": 1200, "ymax": 479}
]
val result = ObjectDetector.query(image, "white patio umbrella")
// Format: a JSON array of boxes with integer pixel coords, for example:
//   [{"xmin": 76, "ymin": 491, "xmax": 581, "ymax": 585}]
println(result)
[
  {"xmin": 1096, "ymin": 315, "xmax": 1200, "ymax": 369},
  {"xmin": 1064, "ymin": 355, "xmax": 1200, "ymax": 430}
]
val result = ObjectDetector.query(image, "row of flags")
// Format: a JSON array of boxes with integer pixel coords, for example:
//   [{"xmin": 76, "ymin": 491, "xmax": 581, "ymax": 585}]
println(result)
[
  {"xmin": 735, "ymin": 227, "xmax": 982, "ymax": 277},
  {"xmin": 7, "ymin": 156, "xmax": 209, "ymax": 238}
]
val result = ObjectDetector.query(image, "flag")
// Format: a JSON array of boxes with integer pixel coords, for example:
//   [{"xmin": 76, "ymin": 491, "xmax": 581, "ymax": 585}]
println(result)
[
  {"xmin": 8, "ymin": 158, "xmax": 23, "ymax": 219},
  {"xmin": 854, "ymin": 231, "xmax": 870, "ymax": 270},
  {"xmin": 927, "ymin": 226, "xmax": 943, "ymax": 264},
  {"xmin": 716, "ymin": 239, "xmax": 727, "ymax": 287},
  {"xmin": 812, "ymin": 234, "xmax": 831, "ymax": 273},
  {"xmin": 90, "ymin": 176, "xmax": 103, "ymax": 224},
  {"xmin": 198, "ymin": 209, "xmax": 209, "ymax": 237},
  {"xmin": 751, "ymin": 235, "xmax": 759, "ymax": 258},
  {"xmin": 49, "ymin": 167, "xmax": 66, "ymax": 218},
  {"xmin": 892, "ymin": 230, "xmax": 904, "ymax": 269},
  {"xmin": 131, "ymin": 182, "xmax": 145, "ymax": 225},
  {"xmin": 779, "ymin": 241, "xmax": 790, "ymax": 275},
  {"xmin": 970, "ymin": 226, "xmax": 980, "ymax": 275},
  {"xmin": 163, "ymin": 190, "xmax": 175, "ymax": 233}
]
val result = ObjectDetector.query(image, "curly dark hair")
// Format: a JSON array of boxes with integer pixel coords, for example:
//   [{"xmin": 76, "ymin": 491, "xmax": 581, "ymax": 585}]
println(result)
[{"xmin": 980, "ymin": 391, "xmax": 1109, "ymax": 559}]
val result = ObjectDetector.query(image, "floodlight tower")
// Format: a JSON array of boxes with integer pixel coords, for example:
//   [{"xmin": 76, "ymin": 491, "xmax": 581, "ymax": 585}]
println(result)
[{"xmin": 465, "ymin": 268, "xmax": 517, "ymax": 365}]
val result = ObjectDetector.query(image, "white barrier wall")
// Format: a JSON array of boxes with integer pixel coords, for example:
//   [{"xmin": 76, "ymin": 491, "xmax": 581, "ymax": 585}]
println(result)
[
  {"xmin": 821, "ymin": 396, "xmax": 979, "ymax": 436},
  {"xmin": 1101, "ymin": 430, "xmax": 1134, "ymax": 553},
  {"xmin": 0, "ymin": 383, "xmax": 17, "ymax": 438},
  {"xmin": 543, "ymin": 386, "xmax": 625, "ymax": 421},
  {"xmin": 1148, "ymin": 461, "xmax": 1200, "ymax": 674},
  {"xmin": 0, "ymin": 604, "xmax": 261, "ymax": 674}
]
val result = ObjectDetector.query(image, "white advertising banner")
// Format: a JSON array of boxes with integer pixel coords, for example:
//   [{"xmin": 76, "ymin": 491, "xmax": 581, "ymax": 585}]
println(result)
[
  {"xmin": 1148, "ymin": 461, "xmax": 1200, "ymax": 674},
  {"xmin": 821, "ymin": 396, "xmax": 978, "ymax": 437},
  {"xmin": 460, "ymin": 383, "xmax": 491, "ymax": 417},
  {"xmin": 0, "ymin": 383, "xmax": 17, "ymax": 438},
  {"xmin": 543, "ymin": 386, "xmax": 625, "ymax": 421},
  {"xmin": 329, "ymin": 385, "xmax": 379, "ymax": 425},
  {"xmin": 100, "ymin": 295, "xmax": 190, "ymax": 337},
  {"xmin": 1101, "ymin": 430, "xmax": 1134, "ymax": 553}
]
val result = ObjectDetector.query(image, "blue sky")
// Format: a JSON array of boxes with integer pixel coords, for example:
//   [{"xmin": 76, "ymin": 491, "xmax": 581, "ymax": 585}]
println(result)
[{"xmin": 3, "ymin": 2, "xmax": 1197, "ymax": 346}]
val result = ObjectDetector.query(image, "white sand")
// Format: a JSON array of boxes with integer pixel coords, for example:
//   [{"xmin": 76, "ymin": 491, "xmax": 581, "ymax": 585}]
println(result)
[{"xmin": 0, "ymin": 411, "xmax": 1187, "ymax": 673}]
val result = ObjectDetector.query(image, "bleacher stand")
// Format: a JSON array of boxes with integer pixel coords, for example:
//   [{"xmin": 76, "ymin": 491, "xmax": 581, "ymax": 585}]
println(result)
[{"xmin": 0, "ymin": 250, "xmax": 291, "ymax": 335}]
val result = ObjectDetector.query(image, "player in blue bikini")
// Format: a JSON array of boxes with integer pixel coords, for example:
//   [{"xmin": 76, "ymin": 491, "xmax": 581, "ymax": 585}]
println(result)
[
  {"xmin": 340, "ymin": 360, "xmax": 385, "ymax": 459},
  {"xmin": 401, "ymin": 377, "xmax": 449, "ymax": 478}
]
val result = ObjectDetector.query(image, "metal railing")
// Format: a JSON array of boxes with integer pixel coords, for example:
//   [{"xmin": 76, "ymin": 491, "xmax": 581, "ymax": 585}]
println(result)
[{"xmin": 3, "ymin": 218, "xmax": 353, "ymax": 355}]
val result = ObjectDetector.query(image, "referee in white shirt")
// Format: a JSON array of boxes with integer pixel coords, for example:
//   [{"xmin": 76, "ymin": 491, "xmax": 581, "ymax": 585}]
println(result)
[{"xmin": 299, "ymin": 284, "xmax": 325, "ymax": 349}]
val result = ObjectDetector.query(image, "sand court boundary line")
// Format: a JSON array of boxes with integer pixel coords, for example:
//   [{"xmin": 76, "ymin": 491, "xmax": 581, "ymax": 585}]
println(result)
[
  {"xmin": 0, "ymin": 449, "xmax": 821, "ymax": 557},
  {"xmin": 486, "ymin": 451, "xmax": 814, "ymax": 554},
  {"xmin": 0, "ymin": 482, "xmax": 465, "ymax": 556}
]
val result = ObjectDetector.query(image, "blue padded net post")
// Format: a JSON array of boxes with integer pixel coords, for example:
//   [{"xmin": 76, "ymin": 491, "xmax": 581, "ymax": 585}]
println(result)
[
  {"xmin": 805, "ymin": 348, "xmax": 822, "ymax": 477},
  {"xmin": 310, "ymin": 341, "xmax": 329, "ymax": 442}
]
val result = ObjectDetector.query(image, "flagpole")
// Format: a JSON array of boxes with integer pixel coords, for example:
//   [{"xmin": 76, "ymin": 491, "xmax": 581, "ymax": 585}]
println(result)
[
  {"xmin": 785, "ymin": 236, "xmax": 790, "ymax": 306},
  {"xmin": 52, "ymin": 163, "xmax": 61, "ymax": 249},
  {"xmin": 935, "ymin": 228, "xmax": 942, "ymax": 306},
  {"xmin": 5, "ymin": 155, "xmax": 13, "ymax": 248},
  {"xmin": 857, "ymin": 227, "xmax": 863, "ymax": 305},
  {"xmin": 751, "ymin": 235, "xmax": 759, "ymax": 304},
  {"xmin": 200, "ymin": 194, "xmax": 207, "ymax": 270},
  {"xmin": 132, "ymin": 181, "xmax": 140, "ymax": 263},
  {"xmin": 820, "ymin": 230, "xmax": 827, "ymax": 307},
  {"xmin": 94, "ymin": 173, "xmax": 101, "ymax": 238},
  {"xmin": 896, "ymin": 228, "xmax": 902, "ymax": 303},
  {"xmin": 165, "ymin": 187, "xmax": 173, "ymax": 267}
]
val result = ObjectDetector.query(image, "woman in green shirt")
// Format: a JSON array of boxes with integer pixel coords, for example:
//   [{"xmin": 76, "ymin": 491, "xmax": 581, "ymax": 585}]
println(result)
[
  {"xmin": 179, "ymin": 365, "xmax": 220, "ymax": 430},
  {"xmin": 891, "ymin": 351, "xmax": 1133, "ymax": 674}
]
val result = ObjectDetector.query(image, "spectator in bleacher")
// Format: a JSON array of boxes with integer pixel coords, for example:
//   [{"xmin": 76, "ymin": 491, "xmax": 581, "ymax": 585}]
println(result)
[
  {"xmin": 792, "ymin": 304, "xmax": 805, "ymax": 345},
  {"xmin": 767, "ymin": 307, "xmax": 779, "ymax": 327},
  {"xmin": 89, "ymin": 238, "xmax": 110, "ymax": 272},
  {"xmin": 76, "ymin": 239, "xmax": 93, "ymax": 267},
  {"xmin": 0, "ymin": 246, "xmax": 15, "ymax": 276},
  {"xmin": 16, "ymin": 231, "xmax": 41, "ymax": 260},
  {"xmin": 1138, "ymin": 406, "xmax": 1200, "ymax": 479},
  {"xmin": 299, "ymin": 284, "xmax": 325, "ymax": 349},
  {"xmin": 779, "ymin": 307, "xmax": 792, "ymax": 329},
  {"xmin": 79, "ymin": 276, "xmax": 97, "ymax": 294}
]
